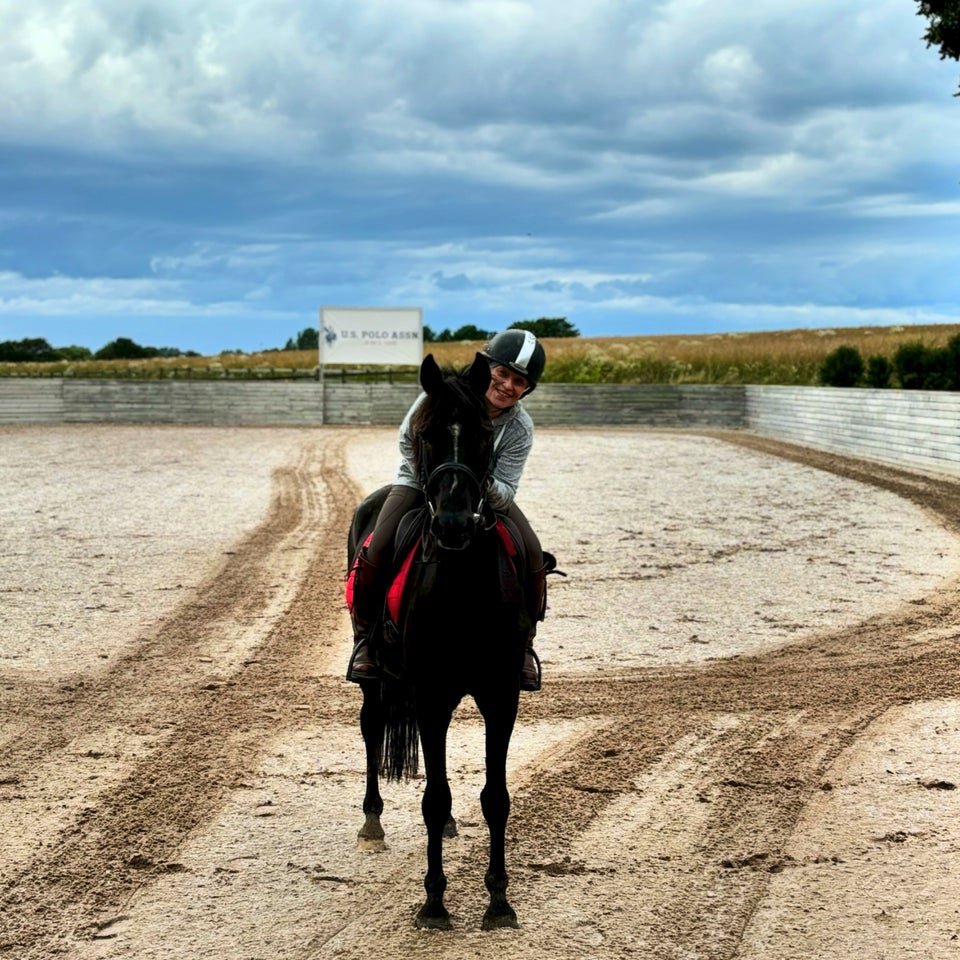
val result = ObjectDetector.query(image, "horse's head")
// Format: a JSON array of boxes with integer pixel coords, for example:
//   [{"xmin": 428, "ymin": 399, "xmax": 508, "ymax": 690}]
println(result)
[{"xmin": 413, "ymin": 353, "xmax": 494, "ymax": 551}]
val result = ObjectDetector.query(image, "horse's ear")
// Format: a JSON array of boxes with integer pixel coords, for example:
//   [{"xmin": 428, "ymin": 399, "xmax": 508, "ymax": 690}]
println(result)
[
  {"xmin": 468, "ymin": 352, "xmax": 491, "ymax": 398},
  {"xmin": 420, "ymin": 354, "xmax": 443, "ymax": 395}
]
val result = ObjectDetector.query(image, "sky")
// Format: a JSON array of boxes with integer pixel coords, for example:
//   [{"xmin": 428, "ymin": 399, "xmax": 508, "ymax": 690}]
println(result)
[{"xmin": 0, "ymin": 0, "xmax": 958, "ymax": 356}]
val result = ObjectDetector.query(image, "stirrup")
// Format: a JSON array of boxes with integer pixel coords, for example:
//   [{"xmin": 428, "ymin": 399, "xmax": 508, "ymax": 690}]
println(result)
[
  {"xmin": 520, "ymin": 648, "xmax": 541, "ymax": 692},
  {"xmin": 347, "ymin": 639, "xmax": 380, "ymax": 683}
]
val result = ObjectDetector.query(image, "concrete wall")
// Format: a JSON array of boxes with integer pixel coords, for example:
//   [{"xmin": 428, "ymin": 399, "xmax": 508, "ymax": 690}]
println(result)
[
  {"xmin": 3, "ymin": 377, "xmax": 960, "ymax": 478},
  {"xmin": 745, "ymin": 385, "xmax": 960, "ymax": 477},
  {"xmin": 0, "ymin": 379, "xmax": 746, "ymax": 429}
]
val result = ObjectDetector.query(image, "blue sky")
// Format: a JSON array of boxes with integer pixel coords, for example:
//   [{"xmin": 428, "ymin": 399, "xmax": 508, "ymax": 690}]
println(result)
[{"xmin": 0, "ymin": 0, "xmax": 958, "ymax": 356}]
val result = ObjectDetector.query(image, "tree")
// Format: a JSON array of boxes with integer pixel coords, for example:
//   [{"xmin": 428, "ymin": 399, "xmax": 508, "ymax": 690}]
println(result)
[
  {"xmin": 94, "ymin": 337, "xmax": 160, "ymax": 360},
  {"xmin": 423, "ymin": 325, "xmax": 494, "ymax": 342},
  {"xmin": 510, "ymin": 317, "xmax": 579, "ymax": 338},
  {"xmin": 56, "ymin": 345, "xmax": 94, "ymax": 361},
  {"xmin": 917, "ymin": 1, "xmax": 960, "ymax": 93},
  {"xmin": 0, "ymin": 338, "xmax": 61, "ymax": 362},
  {"xmin": 284, "ymin": 327, "xmax": 320, "ymax": 351},
  {"xmin": 451, "ymin": 324, "xmax": 496, "ymax": 341}
]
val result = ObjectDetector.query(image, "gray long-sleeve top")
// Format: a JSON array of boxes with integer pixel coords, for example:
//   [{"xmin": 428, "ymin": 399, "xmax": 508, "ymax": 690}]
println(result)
[{"xmin": 393, "ymin": 393, "xmax": 534, "ymax": 511}]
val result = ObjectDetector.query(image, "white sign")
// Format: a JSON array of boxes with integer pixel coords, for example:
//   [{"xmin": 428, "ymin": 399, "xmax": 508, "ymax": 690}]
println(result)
[{"xmin": 319, "ymin": 306, "xmax": 423, "ymax": 365}]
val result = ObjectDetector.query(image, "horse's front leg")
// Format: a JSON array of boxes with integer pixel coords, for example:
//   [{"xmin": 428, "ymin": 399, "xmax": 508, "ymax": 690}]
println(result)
[
  {"xmin": 478, "ymin": 690, "xmax": 520, "ymax": 930},
  {"xmin": 357, "ymin": 681, "xmax": 385, "ymax": 851},
  {"xmin": 415, "ymin": 703, "xmax": 454, "ymax": 930}
]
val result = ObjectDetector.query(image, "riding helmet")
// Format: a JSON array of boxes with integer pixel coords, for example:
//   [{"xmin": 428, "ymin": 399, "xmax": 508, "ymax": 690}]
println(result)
[{"xmin": 480, "ymin": 329, "xmax": 546, "ymax": 394}]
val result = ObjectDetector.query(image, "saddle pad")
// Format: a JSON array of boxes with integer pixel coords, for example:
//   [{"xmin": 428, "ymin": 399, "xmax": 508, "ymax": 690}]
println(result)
[
  {"xmin": 386, "ymin": 540, "xmax": 420, "ymax": 624},
  {"xmin": 347, "ymin": 518, "xmax": 520, "ymax": 623},
  {"xmin": 345, "ymin": 532, "xmax": 373, "ymax": 614},
  {"xmin": 344, "ymin": 532, "xmax": 420, "ymax": 626},
  {"xmin": 494, "ymin": 517, "xmax": 519, "ymax": 563}
]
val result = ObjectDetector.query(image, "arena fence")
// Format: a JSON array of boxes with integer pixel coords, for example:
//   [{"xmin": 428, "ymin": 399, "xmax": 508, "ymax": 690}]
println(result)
[
  {"xmin": 2, "ymin": 378, "xmax": 959, "ymax": 477},
  {"xmin": 0, "ymin": 379, "xmax": 746, "ymax": 429}
]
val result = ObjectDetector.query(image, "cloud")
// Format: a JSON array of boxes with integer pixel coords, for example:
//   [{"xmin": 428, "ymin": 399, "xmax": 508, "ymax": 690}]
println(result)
[{"xmin": 0, "ymin": 0, "xmax": 959, "ymax": 352}]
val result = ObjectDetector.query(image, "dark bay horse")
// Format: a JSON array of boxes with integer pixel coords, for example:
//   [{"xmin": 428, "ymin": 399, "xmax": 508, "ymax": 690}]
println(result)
[{"xmin": 347, "ymin": 352, "xmax": 529, "ymax": 931}]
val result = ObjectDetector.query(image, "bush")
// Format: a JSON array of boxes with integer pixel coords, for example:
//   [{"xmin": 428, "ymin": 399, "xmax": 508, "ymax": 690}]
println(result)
[
  {"xmin": 819, "ymin": 345, "xmax": 864, "ymax": 387},
  {"xmin": 864, "ymin": 355, "xmax": 893, "ymax": 388},
  {"xmin": 893, "ymin": 341, "xmax": 948, "ymax": 389},
  {"xmin": 945, "ymin": 333, "xmax": 960, "ymax": 389}
]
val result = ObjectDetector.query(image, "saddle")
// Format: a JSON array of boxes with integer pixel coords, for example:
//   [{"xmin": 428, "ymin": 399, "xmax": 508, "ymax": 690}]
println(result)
[{"xmin": 345, "ymin": 511, "xmax": 528, "ymax": 637}]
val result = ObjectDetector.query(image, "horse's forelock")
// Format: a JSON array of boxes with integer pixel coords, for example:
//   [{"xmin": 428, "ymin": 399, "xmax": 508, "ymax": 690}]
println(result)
[{"xmin": 411, "ymin": 368, "xmax": 492, "ymax": 478}]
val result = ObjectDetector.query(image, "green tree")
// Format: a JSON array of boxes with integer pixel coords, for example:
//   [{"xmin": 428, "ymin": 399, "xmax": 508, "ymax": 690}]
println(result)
[
  {"xmin": 818, "ymin": 345, "xmax": 864, "ymax": 387},
  {"xmin": 284, "ymin": 327, "xmax": 320, "ymax": 351},
  {"xmin": 510, "ymin": 317, "xmax": 580, "ymax": 338},
  {"xmin": 918, "ymin": 1, "xmax": 960, "ymax": 93},
  {"xmin": 56, "ymin": 345, "xmax": 94, "ymax": 361},
  {"xmin": 451, "ymin": 324, "xmax": 496, "ymax": 341},
  {"xmin": 0, "ymin": 338, "xmax": 61, "ymax": 362},
  {"xmin": 94, "ymin": 337, "xmax": 161, "ymax": 360}
]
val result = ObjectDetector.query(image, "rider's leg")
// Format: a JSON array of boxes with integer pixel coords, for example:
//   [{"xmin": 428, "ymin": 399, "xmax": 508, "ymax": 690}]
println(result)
[
  {"xmin": 504, "ymin": 503, "xmax": 546, "ymax": 692},
  {"xmin": 348, "ymin": 484, "xmax": 422, "ymax": 681}
]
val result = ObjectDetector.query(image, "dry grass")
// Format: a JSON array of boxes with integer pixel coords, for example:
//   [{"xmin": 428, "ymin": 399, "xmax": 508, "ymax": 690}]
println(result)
[
  {"xmin": 428, "ymin": 323, "xmax": 960, "ymax": 385},
  {"xmin": 4, "ymin": 323, "xmax": 960, "ymax": 385}
]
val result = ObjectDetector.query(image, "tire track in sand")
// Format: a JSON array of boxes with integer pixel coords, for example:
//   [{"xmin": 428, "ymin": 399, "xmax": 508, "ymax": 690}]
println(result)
[{"xmin": 0, "ymin": 435, "xmax": 359, "ymax": 958}]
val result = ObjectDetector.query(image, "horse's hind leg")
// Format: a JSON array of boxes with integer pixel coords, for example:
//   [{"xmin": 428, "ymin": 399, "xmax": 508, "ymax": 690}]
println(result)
[
  {"xmin": 478, "ymin": 692, "xmax": 520, "ymax": 930},
  {"xmin": 357, "ymin": 682, "xmax": 385, "ymax": 851}
]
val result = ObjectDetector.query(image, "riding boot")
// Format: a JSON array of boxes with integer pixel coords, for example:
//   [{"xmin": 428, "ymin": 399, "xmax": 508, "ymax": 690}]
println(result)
[
  {"xmin": 520, "ymin": 553, "xmax": 557, "ymax": 692},
  {"xmin": 347, "ymin": 550, "xmax": 384, "ymax": 683}
]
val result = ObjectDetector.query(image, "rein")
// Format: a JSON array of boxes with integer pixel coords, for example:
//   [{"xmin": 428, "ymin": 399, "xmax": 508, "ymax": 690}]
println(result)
[{"xmin": 418, "ymin": 422, "xmax": 493, "ymax": 547}]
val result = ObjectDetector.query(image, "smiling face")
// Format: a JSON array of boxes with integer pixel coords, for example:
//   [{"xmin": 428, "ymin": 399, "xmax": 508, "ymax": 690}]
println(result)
[{"xmin": 484, "ymin": 363, "xmax": 528, "ymax": 416}]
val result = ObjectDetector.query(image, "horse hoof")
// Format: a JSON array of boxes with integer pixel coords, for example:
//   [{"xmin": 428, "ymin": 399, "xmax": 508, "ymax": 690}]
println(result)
[
  {"xmin": 357, "ymin": 814, "xmax": 385, "ymax": 851},
  {"xmin": 415, "ymin": 906, "xmax": 452, "ymax": 931},
  {"xmin": 443, "ymin": 816, "xmax": 458, "ymax": 839},
  {"xmin": 414, "ymin": 910, "xmax": 453, "ymax": 930},
  {"xmin": 481, "ymin": 906, "xmax": 518, "ymax": 931},
  {"xmin": 357, "ymin": 836, "xmax": 386, "ymax": 852}
]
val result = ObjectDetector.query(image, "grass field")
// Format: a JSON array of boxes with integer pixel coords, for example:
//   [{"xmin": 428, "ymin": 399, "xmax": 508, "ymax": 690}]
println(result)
[{"xmin": 4, "ymin": 323, "xmax": 960, "ymax": 385}]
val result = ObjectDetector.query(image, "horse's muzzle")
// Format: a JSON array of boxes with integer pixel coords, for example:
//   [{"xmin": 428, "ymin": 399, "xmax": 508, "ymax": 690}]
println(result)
[{"xmin": 429, "ymin": 511, "xmax": 479, "ymax": 551}]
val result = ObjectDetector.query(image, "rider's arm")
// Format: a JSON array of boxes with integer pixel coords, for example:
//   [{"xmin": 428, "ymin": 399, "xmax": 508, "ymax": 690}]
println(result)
[
  {"xmin": 394, "ymin": 393, "xmax": 426, "ymax": 489},
  {"xmin": 486, "ymin": 408, "xmax": 534, "ymax": 511}
]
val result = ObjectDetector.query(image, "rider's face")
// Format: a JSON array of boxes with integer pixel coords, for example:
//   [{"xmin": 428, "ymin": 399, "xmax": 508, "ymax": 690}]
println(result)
[{"xmin": 485, "ymin": 364, "xmax": 528, "ymax": 415}]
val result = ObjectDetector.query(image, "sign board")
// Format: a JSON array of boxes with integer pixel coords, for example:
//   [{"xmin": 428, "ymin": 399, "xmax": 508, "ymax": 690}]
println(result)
[{"xmin": 318, "ymin": 306, "xmax": 423, "ymax": 366}]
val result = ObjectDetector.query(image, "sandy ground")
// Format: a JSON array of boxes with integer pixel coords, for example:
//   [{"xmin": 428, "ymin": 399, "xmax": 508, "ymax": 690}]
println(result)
[{"xmin": 1, "ymin": 423, "xmax": 960, "ymax": 959}]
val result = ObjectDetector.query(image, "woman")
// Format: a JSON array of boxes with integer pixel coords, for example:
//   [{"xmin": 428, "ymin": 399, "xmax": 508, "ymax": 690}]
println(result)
[{"xmin": 348, "ymin": 328, "xmax": 550, "ymax": 691}]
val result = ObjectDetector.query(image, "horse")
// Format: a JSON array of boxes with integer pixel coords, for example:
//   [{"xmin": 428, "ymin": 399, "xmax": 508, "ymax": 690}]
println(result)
[{"xmin": 347, "ymin": 352, "xmax": 531, "ymax": 931}]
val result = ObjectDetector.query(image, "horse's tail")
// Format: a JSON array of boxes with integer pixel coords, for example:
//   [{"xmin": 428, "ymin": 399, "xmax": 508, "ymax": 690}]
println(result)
[{"xmin": 379, "ymin": 679, "xmax": 419, "ymax": 781}]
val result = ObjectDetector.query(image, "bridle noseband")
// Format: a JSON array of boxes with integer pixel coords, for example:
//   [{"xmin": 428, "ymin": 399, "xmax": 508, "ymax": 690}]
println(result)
[{"xmin": 419, "ymin": 422, "xmax": 492, "ymax": 549}]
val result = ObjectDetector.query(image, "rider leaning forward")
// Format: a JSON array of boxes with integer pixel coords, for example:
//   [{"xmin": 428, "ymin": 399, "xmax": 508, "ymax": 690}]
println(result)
[{"xmin": 347, "ymin": 328, "xmax": 552, "ymax": 692}]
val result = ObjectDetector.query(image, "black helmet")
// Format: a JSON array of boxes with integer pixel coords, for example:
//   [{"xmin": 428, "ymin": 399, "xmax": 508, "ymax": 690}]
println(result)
[{"xmin": 480, "ymin": 329, "xmax": 546, "ymax": 394}]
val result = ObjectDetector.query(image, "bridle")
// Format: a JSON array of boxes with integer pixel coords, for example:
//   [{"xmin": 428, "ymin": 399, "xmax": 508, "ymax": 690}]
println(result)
[{"xmin": 419, "ymin": 421, "xmax": 493, "ymax": 549}]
